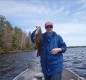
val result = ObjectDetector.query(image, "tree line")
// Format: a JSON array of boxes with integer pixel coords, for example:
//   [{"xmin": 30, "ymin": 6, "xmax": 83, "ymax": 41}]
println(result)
[{"xmin": 0, "ymin": 15, "xmax": 34, "ymax": 53}]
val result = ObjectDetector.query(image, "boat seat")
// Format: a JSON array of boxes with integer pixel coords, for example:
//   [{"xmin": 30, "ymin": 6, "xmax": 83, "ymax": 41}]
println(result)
[
  {"xmin": 34, "ymin": 72, "xmax": 71, "ymax": 80},
  {"xmin": 34, "ymin": 72, "xmax": 44, "ymax": 80}
]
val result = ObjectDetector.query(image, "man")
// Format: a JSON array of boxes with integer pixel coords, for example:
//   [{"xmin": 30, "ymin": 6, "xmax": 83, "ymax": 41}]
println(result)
[{"xmin": 31, "ymin": 21, "xmax": 67, "ymax": 80}]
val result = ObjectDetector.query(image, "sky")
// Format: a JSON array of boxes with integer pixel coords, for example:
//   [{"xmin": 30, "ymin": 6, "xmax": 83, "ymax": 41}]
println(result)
[{"xmin": 0, "ymin": 0, "xmax": 86, "ymax": 46}]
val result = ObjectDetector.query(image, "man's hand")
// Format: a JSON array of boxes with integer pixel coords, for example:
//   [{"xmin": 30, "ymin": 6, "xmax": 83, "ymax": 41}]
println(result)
[{"xmin": 50, "ymin": 48, "xmax": 62, "ymax": 55}]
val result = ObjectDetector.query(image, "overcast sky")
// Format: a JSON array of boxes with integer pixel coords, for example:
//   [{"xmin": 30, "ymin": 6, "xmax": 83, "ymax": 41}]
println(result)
[{"xmin": 0, "ymin": 0, "xmax": 86, "ymax": 46}]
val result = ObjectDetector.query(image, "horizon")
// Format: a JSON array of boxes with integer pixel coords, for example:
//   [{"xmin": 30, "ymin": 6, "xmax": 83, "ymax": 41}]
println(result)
[{"xmin": 0, "ymin": 0, "xmax": 86, "ymax": 46}]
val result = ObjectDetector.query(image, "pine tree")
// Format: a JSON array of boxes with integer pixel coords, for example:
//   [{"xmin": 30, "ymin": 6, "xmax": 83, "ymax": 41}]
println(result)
[{"xmin": 12, "ymin": 34, "xmax": 19, "ymax": 50}]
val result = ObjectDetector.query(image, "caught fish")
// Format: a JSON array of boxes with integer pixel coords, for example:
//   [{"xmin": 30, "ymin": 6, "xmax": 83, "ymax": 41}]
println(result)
[{"xmin": 34, "ymin": 26, "xmax": 42, "ymax": 56}]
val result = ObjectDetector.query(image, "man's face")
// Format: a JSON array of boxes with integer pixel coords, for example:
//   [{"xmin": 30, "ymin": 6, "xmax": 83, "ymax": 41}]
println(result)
[{"xmin": 45, "ymin": 25, "xmax": 53, "ymax": 33}]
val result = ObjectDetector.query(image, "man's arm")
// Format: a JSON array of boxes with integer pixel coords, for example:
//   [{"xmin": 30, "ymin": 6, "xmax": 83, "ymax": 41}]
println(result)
[
  {"xmin": 58, "ymin": 36, "xmax": 67, "ymax": 53},
  {"xmin": 51, "ymin": 35, "xmax": 67, "ymax": 55}
]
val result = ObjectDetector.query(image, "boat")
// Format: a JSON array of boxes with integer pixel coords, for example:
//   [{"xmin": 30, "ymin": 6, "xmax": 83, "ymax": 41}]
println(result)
[{"xmin": 13, "ymin": 66, "xmax": 85, "ymax": 80}]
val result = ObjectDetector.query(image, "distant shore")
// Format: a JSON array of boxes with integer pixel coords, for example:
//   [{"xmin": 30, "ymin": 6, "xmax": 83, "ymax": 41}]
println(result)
[
  {"xmin": 0, "ymin": 50, "xmax": 33, "ymax": 54},
  {"xmin": 68, "ymin": 46, "xmax": 86, "ymax": 48}
]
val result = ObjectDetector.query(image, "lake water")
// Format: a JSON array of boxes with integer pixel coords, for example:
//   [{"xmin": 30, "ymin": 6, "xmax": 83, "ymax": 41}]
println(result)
[{"xmin": 0, "ymin": 47, "xmax": 86, "ymax": 80}]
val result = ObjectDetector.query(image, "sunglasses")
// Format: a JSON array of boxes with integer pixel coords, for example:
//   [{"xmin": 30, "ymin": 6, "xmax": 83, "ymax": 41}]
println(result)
[{"xmin": 45, "ymin": 25, "xmax": 53, "ymax": 28}]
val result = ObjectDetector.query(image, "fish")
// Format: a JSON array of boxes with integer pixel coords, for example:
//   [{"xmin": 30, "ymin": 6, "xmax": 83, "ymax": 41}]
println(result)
[{"xmin": 34, "ymin": 26, "xmax": 42, "ymax": 56}]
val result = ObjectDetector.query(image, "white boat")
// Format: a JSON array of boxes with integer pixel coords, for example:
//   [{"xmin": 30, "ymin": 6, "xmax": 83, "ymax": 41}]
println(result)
[{"xmin": 13, "ymin": 67, "xmax": 85, "ymax": 80}]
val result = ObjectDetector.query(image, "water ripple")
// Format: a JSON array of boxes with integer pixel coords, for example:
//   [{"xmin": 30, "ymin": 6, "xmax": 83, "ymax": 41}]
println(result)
[{"xmin": 0, "ymin": 48, "xmax": 86, "ymax": 80}]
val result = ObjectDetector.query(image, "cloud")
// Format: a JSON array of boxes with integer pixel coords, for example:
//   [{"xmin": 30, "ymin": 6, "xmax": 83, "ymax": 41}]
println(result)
[
  {"xmin": 53, "ymin": 23, "xmax": 86, "ymax": 46},
  {"xmin": 0, "ymin": 0, "xmax": 86, "ymax": 46},
  {"xmin": 54, "ymin": 23, "xmax": 86, "ymax": 34},
  {"xmin": 0, "ymin": 0, "xmax": 50, "ymax": 16},
  {"xmin": 0, "ymin": 0, "xmax": 70, "ymax": 17}
]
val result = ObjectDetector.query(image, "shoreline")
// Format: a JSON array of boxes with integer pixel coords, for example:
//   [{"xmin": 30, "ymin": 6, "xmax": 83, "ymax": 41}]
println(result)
[
  {"xmin": 0, "ymin": 50, "xmax": 33, "ymax": 54},
  {"xmin": 67, "ymin": 46, "xmax": 86, "ymax": 48},
  {"xmin": 0, "ymin": 46, "xmax": 86, "ymax": 54}
]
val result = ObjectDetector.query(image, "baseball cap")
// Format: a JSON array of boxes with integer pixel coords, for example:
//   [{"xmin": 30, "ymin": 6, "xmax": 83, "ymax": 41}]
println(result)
[{"xmin": 45, "ymin": 21, "xmax": 53, "ymax": 28}]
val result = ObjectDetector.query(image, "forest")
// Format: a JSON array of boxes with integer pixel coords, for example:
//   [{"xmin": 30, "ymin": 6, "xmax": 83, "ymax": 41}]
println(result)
[{"xmin": 0, "ymin": 15, "xmax": 34, "ymax": 53}]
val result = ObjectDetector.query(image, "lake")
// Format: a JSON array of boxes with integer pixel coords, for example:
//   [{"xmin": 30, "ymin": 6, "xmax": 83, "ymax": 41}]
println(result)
[{"xmin": 0, "ymin": 47, "xmax": 86, "ymax": 80}]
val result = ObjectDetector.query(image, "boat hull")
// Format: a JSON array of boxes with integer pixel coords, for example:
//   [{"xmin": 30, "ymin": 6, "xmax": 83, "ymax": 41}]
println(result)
[{"xmin": 13, "ymin": 68, "xmax": 84, "ymax": 80}]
